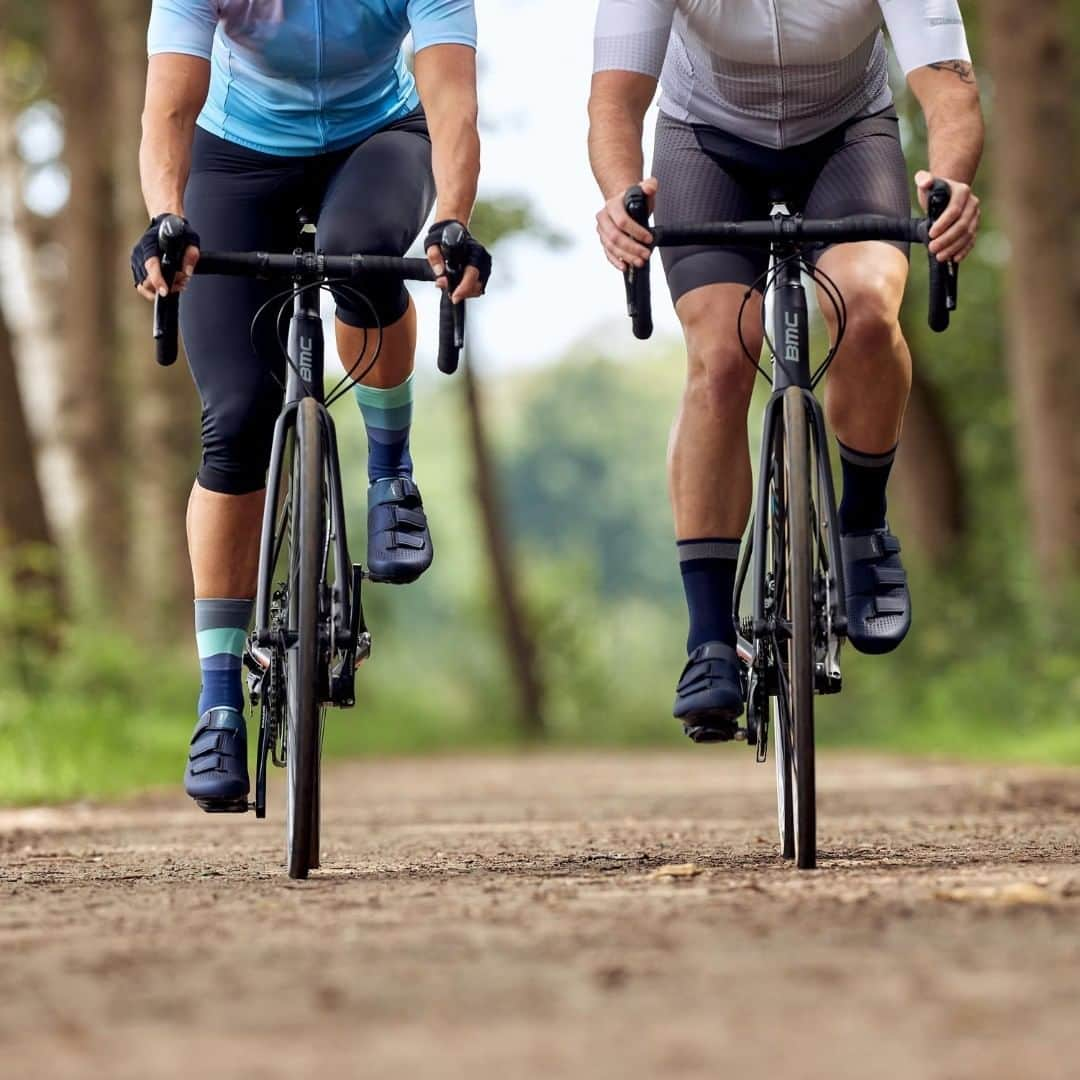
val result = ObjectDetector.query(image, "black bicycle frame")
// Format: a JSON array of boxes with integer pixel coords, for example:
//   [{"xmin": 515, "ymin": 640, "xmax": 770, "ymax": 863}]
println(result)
[
  {"xmin": 737, "ymin": 212, "xmax": 847, "ymax": 643},
  {"xmin": 253, "ymin": 226, "xmax": 355, "ymax": 656}
]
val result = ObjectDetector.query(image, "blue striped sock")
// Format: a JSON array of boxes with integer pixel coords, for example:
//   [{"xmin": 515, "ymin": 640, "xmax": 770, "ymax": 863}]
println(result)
[
  {"xmin": 195, "ymin": 598, "xmax": 252, "ymax": 717},
  {"xmin": 354, "ymin": 374, "xmax": 414, "ymax": 482}
]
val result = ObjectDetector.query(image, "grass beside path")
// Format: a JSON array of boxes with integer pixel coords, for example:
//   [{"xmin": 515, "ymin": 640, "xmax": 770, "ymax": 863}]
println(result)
[{"xmin": 1, "ymin": 627, "xmax": 1078, "ymax": 807}]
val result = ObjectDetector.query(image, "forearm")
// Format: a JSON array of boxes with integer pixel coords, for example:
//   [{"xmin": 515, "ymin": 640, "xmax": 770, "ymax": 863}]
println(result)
[
  {"xmin": 911, "ymin": 63, "xmax": 984, "ymax": 184},
  {"xmin": 926, "ymin": 101, "xmax": 984, "ymax": 185},
  {"xmin": 139, "ymin": 55, "xmax": 210, "ymax": 219},
  {"xmin": 414, "ymin": 45, "xmax": 480, "ymax": 225},
  {"xmin": 588, "ymin": 99, "xmax": 647, "ymax": 201},
  {"xmin": 140, "ymin": 110, "xmax": 198, "ymax": 218},
  {"xmin": 429, "ymin": 111, "xmax": 480, "ymax": 225}
]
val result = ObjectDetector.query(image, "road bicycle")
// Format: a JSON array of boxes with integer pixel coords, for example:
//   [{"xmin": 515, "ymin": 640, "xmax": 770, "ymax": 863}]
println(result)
[
  {"xmin": 623, "ymin": 180, "xmax": 958, "ymax": 868},
  {"xmin": 152, "ymin": 214, "xmax": 468, "ymax": 878}
]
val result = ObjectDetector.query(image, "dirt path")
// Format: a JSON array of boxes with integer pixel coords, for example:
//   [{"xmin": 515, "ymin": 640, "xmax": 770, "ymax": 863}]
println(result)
[{"xmin": 2, "ymin": 751, "xmax": 1079, "ymax": 1079}]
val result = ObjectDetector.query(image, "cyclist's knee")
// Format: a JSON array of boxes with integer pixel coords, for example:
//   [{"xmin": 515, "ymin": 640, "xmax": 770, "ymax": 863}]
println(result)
[
  {"xmin": 845, "ymin": 296, "xmax": 902, "ymax": 355},
  {"xmin": 827, "ymin": 270, "xmax": 904, "ymax": 355},
  {"xmin": 319, "ymin": 216, "xmax": 410, "ymax": 328},
  {"xmin": 198, "ymin": 384, "xmax": 281, "ymax": 495},
  {"xmin": 685, "ymin": 341, "xmax": 756, "ymax": 415}
]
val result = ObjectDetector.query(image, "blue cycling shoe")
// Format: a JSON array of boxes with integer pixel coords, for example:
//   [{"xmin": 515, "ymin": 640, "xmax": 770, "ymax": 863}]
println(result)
[
  {"xmin": 366, "ymin": 476, "xmax": 434, "ymax": 584},
  {"xmin": 184, "ymin": 708, "xmax": 249, "ymax": 813},
  {"xmin": 674, "ymin": 642, "xmax": 745, "ymax": 743},
  {"xmin": 841, "ymin": 526, "xmax": 912, "ymax": 655}
]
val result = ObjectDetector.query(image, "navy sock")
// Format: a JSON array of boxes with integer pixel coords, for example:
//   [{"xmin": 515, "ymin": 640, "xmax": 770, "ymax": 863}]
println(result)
[
  {"xmin": 837, "ymin": 442, "xmax": 896, "ymax": 534},
  {"xmin": 195, "ymin": 598, "xmax": 253, "ymax": 716},
  {"xmin": 354, "ymin": 374, "xmax": 414, "ymax": 483},
  {"xmin": 678, "ymin": 538, "xmax": 740, "ymax": 653}
]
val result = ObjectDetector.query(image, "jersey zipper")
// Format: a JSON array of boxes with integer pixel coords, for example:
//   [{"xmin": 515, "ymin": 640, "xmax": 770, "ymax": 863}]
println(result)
[
  {"xmin": 769, "ymin": 0, "xmax": 786, "ymax": 148},
  {"xmin": 313, "ymin": 0, "xmax": 327, "ymax": 147}
]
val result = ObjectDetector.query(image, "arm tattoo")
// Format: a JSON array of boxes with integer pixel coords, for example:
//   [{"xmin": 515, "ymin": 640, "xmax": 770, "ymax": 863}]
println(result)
[{"xmin": 927, "ymin": 60, "xmax": 975, "ymax": 84}]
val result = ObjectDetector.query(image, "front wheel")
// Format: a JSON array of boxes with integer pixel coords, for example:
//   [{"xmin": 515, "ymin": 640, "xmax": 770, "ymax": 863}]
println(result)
[
  {"xmin": 285, "ymin": 398, "xmax": 325, "ymax": 880},
  {"xmin": 781, "ymin": 389, "xmax": 816, "ymax": 869}
]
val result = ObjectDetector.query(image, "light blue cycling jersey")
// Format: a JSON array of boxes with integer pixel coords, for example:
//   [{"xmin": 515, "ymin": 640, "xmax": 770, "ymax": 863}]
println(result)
[{"xmin": 148, "ymin": 0, "xmax": 477, "ymax": 156}]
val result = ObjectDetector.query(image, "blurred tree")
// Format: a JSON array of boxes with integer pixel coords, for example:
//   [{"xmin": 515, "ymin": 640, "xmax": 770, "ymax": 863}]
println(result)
[
  {"xmin": 51, "ymin": 0, "xmax": 129, "ymax": 606},
  {"xmin": 983, "ymin": 0, "xmax": 1080, "ymax": 588},
  {"xmin": 456, "ymin": 197, "xmax": 563, "ymax": 739},
  {"xmin": 109, "ymin": 0, "xmax": 199, "ymax": 636},
  {"xmin": 891, "ymin": 330, "xmax": 967, "ymax": 567},
  {"xmin": 0, "ymin": 266, "xmax": 63, "ymax": 652}
]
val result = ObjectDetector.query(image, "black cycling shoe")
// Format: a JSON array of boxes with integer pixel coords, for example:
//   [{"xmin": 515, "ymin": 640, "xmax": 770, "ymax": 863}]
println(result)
[
  {"xmin": 366, "ymin": 476, "xmax": 434, "ymax": 584},
  {"xmin": 841, "ymin": 526, "xmax": 912, "ymax": 655},
  {"xmin": 184, "ymin": 708, "xmax": 249, "ymax": 813},
  {"xmin": 674, "ymin": 642, "xmax": 745, "ymax": 744}
]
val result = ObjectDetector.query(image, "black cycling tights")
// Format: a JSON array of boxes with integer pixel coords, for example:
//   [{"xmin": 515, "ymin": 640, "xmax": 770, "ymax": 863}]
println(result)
[{"xmin": 181, "ymin": 108, "xmax": 434, "ymax": 496}]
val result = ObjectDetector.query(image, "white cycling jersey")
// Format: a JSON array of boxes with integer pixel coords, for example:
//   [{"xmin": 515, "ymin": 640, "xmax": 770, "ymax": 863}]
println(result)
[{"xmin": 593, "ymin": 0, "xmax": 970, "ymax": 148}]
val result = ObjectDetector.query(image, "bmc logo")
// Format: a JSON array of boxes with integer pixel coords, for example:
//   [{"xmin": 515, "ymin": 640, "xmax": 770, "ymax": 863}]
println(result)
[
  {"xmin": 784, "ymin": 312, "xmax": 800, "ymax": 365},
  {"xmin": 299, "ymin": 336, "xmax": 314, "ymax": 383}
]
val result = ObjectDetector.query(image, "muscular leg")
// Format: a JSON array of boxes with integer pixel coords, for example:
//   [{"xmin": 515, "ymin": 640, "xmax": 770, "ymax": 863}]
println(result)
[
  {"xmin": 187, "ymin": 486, "xmax": 264, "ymax": 599},
  {"xmin": 817, "ymin": 242, "xmax": 910, "ymax": 533},
  {"xmin": 317, "ymin": 113, "xmax": 436, "ymax": 582},
  {"xmin": 670, "ymin": 284, "xmax": 763, "ymax": 540},
  {"xmin": 817, "ymin": 242, "xmax": 911, "ymax": 455},
  {"xmin": 336, "ymin": 300, "xmax": 417, "ymax": 391},
  {"xmin": 816, "ymin": 241, "xmax": 915, "ymax": 653}
]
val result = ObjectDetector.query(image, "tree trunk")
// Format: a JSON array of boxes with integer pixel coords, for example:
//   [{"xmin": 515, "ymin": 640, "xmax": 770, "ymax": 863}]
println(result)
[
  {"xmin": 462, "ymin": 362, "xmax": 546, "ymax": 738},
  {"xmin": 890, "ymin": 357, "xmax": 967, "ymax": 568},
  {"xmin": 109, "ymin": 0, "xmax": 198, "ymax": 637},
  {"xmin": 0, "ymin": 268, "xmax": 64, "ymax": 655},
  {"xmin": 51, "ymin": 0, "xmax": 129, "ymax": 608},
  {"xmin": 982, "ymin": 0, "xmax": 1080, "ymax": 586}
]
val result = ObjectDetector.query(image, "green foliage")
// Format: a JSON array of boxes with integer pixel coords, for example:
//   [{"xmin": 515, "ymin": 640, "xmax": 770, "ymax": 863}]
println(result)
[{"xmin": 4, "ymin": 342, "xmax": 1075, "ymax": 807}]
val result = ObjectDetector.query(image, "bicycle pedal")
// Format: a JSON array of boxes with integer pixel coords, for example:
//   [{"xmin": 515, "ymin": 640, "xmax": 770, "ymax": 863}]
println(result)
[
  {"xmin": 195, "ymin": 797, "xmax": 250, "ymax": 814},
  {"xmin": 682, "ymin": 718, "xmax": 740, "ymax": 744}
]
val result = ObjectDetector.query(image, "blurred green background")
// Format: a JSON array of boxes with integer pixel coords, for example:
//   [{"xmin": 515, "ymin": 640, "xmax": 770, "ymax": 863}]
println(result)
[{"xmin": 0, "ymin": 1, "xmax": 1077, "ymax": 804}]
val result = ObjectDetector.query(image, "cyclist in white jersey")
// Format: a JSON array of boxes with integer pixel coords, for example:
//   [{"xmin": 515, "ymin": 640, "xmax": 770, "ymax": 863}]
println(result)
[{"xmin": 588, "ymin": 1, "xmax": 984, "ymax": 738}]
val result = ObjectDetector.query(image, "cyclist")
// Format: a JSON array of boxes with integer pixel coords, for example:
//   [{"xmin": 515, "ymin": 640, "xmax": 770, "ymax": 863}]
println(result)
[
  {"xmin": 589, "ymin": 1, "xmax": 983, "ymax": 740},
  {"xmin": 130, "ymin": 0, "xmax": 492, "ymax": 811}
]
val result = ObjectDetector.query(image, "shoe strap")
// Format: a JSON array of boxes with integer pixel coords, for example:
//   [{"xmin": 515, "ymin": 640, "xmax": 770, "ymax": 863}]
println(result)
[
  {"xmin": 842, "ymin": 529, "xmax": 901, "ymax": 562},
  {"xmin": 370, "ymin": 476, "xmax": 420, "ymax": 508},
  {"xmin": 688, "ymin": 641, "xmax": 738, "ymax": 665},
  {"xmin": 192, "ymin": 708, "xmax": 244, "ymax": 740}
]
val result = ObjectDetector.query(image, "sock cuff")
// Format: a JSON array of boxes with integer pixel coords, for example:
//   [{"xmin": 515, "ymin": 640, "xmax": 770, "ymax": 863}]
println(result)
[
  {"xmin": 677, "ymin": 537, "xmax": 741, "ymax": 562},
  {"xmin": 353, "ymin": 371, "xmax": 415, "ymax": 410},
  {"xmin": 194, "ymin": 598, "xmax": 253, "ymax": 632},
  {"xmin": 837, "ymin": 440, "xmax": 897, "ymax": 468}
]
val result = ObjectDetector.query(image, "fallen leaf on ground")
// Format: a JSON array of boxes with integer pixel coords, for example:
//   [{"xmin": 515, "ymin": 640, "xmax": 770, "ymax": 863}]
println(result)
[
  {"xmin": 934, "ymin": 882, "xmax": 1054, "ymax": 907},
  {"xmin": 648, "ymin": 863, "xmax": 703, "ymax": 880}
]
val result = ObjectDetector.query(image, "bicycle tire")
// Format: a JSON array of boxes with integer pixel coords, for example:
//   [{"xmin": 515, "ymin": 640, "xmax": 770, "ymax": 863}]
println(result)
[
  {"xmin": 782, "ymin": 388, "xmax": 816, "ymax": 870},
  {"xmin": 286, "ymin": 398, "xmax": 324, "ymax": 880},
  {"xmin": 767, "ymin": 419, "xmax": 796, "ymax": 860}
]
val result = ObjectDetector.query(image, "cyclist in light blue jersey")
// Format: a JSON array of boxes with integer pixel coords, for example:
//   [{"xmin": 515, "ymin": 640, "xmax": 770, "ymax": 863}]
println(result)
[
  {"xmin": 147, "ymin": 0, "xmax": 478, "ymax": 155},
  {"xmin": 130, "ymin": 0, "xmax": 492, "ymax": 811}
]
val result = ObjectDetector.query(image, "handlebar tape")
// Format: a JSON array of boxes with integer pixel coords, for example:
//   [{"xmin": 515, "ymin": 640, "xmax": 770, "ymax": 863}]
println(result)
[
  {"xmin": 153, "ymin": 214, "xmax": 188, "ymax": 367},
  {"xmin": 623, "ymin": 186, "xmax": 653, "ymax": 341},
  {"xmin": 926, "ymin": 179, "xmax": 956, "ymax": 334},
  {"xmin": 436, "ymin": 222, "xmax": 467, "ymax": 375}
]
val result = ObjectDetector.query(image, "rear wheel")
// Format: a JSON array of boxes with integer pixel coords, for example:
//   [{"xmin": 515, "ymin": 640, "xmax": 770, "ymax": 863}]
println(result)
[
  {"xmin": 285, "ymin": 398, "xmax": 325, "ymax": 880},
  {"xmin": 781, "ymin": 389, "xmax": 816, "ymax": 869}
]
